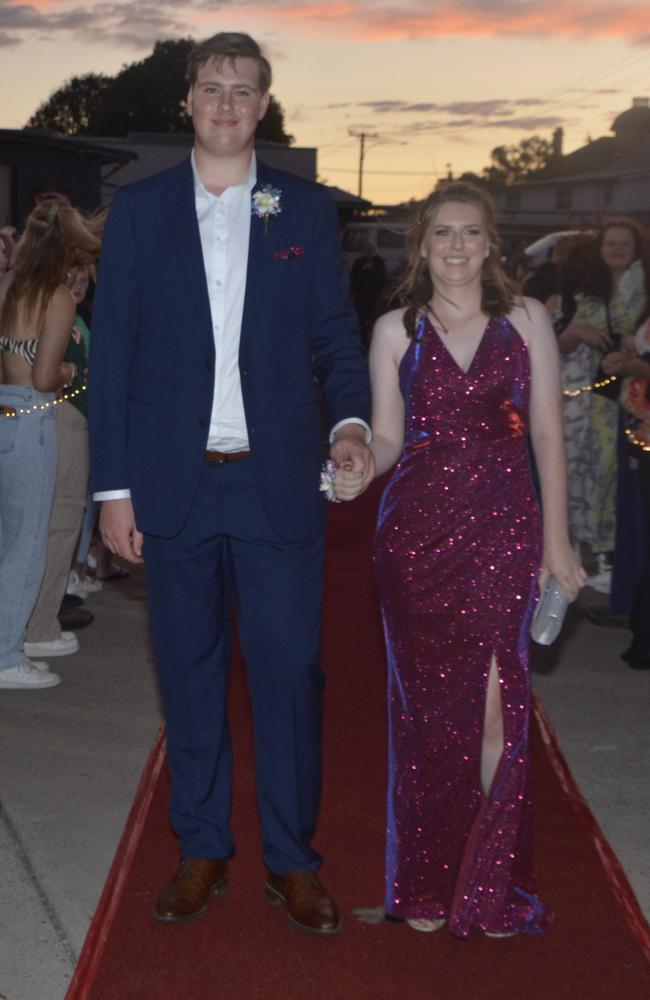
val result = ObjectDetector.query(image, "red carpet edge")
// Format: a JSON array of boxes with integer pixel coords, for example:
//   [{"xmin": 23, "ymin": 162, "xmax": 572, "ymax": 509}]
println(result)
[
  {"xmin": 66, "ymin": 692, "xmax": 650, "ymax": 999},
  {"xmin": 65, "ymin": 725, "xmax": 167, "ymax": 1000},
  {"xmin": 532, "ymin": 693, "xmax": 650, "ymax": 963}
]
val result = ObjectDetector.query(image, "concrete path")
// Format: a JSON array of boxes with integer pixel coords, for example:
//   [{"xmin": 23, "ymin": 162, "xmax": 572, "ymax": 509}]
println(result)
[{"xmin": 0, "ymin": 575, "xmax": 647, "ymax": 1000}]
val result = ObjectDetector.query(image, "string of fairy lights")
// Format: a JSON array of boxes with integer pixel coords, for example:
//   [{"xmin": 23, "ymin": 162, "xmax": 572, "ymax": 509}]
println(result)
[
  {"xmin": 562, "ymin": 375, "xmax": 618, "ymax": 398},
  {"xmin": 3, "ymin": 377, "xmax": 647, "ymax": 453},
  {"xmin": 0, "ymin": 382, "xmax": 87, "ymax": 417},
  {"xmin": 625, "ymin": 427, "xmax": 650, "ymax": 452}
]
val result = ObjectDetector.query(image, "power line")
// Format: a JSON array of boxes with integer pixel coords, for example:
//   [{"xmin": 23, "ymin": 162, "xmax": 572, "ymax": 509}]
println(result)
[{"xmin": 320, "ymin": 165, "xmax": 437, "ymax": 176}]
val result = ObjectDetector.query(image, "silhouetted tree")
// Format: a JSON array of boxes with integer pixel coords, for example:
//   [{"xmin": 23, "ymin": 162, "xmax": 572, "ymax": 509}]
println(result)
[
  {"xmin": 257, "ymin": 95, "xmax": 294, "ymax": 145},
  {"xmin": 28, "ymin": 73, "xmax": 112, "ymax": 136},
  {"xmin": 482, "ymin": 135, "xmax": 553, "ymax": 184},
  {"xmin": 27, "ymin": 38, "xmax": 293, "ymax": 144}
]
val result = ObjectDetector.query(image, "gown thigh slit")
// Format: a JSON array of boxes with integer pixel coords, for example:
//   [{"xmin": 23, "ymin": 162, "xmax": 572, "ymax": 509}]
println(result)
[
  {"xmin": 376, "ymin": 312, "xmax": 553, "ymax": 938},
  {"xmin": 480, "ymin": 655, "xmax": 506, "ymax": 797}
]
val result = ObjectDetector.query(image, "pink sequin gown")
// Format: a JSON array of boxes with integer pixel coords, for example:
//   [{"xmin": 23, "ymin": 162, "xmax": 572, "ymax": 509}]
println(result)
[{"xmin": 375, "ymin": 311, "xmax": 552, "ymax": 938}]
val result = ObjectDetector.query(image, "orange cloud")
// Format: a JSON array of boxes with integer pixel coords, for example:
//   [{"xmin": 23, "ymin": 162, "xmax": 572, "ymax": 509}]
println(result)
[
  {"xmin": 227, "ymin": 1, "xmax": 650, "ymax": 43},
  {"xmin": 6, "ymin": 0, "xmax": 50, "ymax": 8}
]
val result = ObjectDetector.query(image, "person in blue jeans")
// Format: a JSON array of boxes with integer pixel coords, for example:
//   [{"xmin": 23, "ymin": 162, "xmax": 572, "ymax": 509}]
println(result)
[{"xmin": 0, "ymin": 199, "xmax": 101, "ymax": 690}]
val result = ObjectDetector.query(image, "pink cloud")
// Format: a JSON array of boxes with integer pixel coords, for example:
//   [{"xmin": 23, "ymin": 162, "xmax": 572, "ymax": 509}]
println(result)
[{"xmin": 228, "ymin": 1, "xmax": 650, "ymax": 43}]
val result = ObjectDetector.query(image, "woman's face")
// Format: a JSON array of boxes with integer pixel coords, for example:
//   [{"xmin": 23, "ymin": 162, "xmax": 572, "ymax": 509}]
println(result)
[
  {"xmin": 67, "ymin": 266, "xmax": 89, "ymax": 304},
  {"xmin": 600, "ymin": 226, "xmax": 637, "ymax": 273},
  {"xmin": 423, "ymin": 201, "xmax": 489, "ymax": 289}
]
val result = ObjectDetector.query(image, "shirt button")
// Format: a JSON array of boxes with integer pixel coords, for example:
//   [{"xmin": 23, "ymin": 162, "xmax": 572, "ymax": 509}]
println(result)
[{"xmin": 216, "ymin": 280, "xmax": 222, "ymax": 287}]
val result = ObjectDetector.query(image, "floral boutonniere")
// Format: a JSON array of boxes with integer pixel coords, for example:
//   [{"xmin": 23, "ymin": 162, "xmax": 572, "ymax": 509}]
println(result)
[{"xmin": 252, "ymin": 185, "xmax": 282, "ymax": 236}]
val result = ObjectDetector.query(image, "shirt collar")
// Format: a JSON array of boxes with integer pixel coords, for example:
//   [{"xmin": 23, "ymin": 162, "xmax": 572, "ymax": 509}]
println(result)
[{"xmin": 191, "ymin": 149, "xmax": 257, "ymax": 202}]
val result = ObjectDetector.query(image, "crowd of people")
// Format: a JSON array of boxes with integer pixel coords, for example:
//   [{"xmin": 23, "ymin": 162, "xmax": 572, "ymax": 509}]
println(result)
[
  {"xmin": 0, "ymin": 197, "xmax": 129, "ymax": 691},
  {"xmin": 0, "ymin": 29, "xmax": 648, "ymax": 948},
  {"xmin": 518, "ymin": 221, "xmax": 650, "ymax": 667}
]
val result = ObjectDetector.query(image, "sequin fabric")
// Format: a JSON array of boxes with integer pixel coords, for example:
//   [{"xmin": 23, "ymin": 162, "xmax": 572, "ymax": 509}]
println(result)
[{"xmin": 375, "ymin": 311, "xmax": 552, "ymax": 938}]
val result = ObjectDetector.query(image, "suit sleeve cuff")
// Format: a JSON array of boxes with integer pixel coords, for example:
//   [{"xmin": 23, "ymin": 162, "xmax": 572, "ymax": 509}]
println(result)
[
  {"xmin": 93, "ymin": 489, "xmax": 132, "ymax": 501},
  {"xmin": 329, "ymin": 418, "xmax": 372, "ymax": 444}
]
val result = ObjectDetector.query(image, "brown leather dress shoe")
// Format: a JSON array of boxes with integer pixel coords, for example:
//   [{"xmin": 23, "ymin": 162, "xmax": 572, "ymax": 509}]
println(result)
[
  {"xmin": 154, "ymin": 857, "xmax": 229, "ymax": 923},
  {"xmin": 265, "ymin": 870, "xmax": 341, "ymax": 935}
]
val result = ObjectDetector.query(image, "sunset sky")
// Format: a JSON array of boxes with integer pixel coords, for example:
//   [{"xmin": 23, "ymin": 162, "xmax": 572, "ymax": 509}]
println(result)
[{"xmin": 1, "ymin": 1, "xmax": 650, "ymax": 204}]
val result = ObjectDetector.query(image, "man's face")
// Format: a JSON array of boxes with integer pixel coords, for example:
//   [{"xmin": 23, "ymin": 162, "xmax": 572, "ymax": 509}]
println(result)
[{"xmin": 187, "ymin": 57, "xmax": 270, "ymax": 160}]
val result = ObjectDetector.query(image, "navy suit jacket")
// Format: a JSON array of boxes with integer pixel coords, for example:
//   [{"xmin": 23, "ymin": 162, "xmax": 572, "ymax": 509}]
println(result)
[{"xmin": 89, "ymin": 157, "xmax": 370, "ymax": 541}]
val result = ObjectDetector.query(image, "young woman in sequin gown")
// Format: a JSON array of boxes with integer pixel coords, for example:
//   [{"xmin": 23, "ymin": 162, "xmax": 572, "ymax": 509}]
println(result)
[{"xmin": 337, "ymin": 183, "xmax": 585, "ymax": 938}]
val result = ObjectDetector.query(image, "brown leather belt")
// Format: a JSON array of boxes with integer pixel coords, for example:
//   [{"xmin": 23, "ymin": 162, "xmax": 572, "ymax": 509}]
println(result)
[{"xmin": 204, "ymin": 449, "xmax": 251, "ymax": 464}]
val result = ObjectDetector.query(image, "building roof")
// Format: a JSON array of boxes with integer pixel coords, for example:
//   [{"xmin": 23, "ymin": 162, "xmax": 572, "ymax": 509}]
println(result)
[
  {"xmin": 612, "ymin": 103, "xmax": 650, "ymax": 136},
  {"xmin": 0, "ymin": 128, "xmax": 134, "ymax": 164},
  {"xmin": 325, "ymin": 185, "xmax": 371, "ymax": 208}
]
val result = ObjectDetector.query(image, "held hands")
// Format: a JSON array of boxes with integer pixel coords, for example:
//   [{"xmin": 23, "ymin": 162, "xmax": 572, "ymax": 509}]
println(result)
[
  {"xmin": 330, "ymin": 425, "xmax": 375, "ymax": 500},
  {"xmin": 334, "ymin": 464, "xmax": 366, "ymax": 501},
  {"xmin": 539, "ymin": 543, "xmax": 587, "ymax": 604},
  {"xmin": 99, "ymin": 498, "xmax": 144, "ymax": 564}
]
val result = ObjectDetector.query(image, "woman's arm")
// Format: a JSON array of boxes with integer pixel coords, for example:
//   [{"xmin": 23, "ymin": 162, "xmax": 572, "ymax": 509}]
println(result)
[
  {"xmin": 369, "ymin": 310, "xmax": 408, "ymax": 477},
  {"xmin": 32, "ymin": 285, "xmax": 76, "ymax": 392},
  {"xmin": 602, "ymin": 351, "xmax": 650, "ymax": 379},
  {"xmin": 557, "ymin": 316, "xmax": 611, "ymax": 355},
  {"xmin": 334, "ymin": 309, "xmax": 408, "ymax": 500},
  {"xmin": 517, "ymin": 298, "xmax": 586, "ymax": 600}
]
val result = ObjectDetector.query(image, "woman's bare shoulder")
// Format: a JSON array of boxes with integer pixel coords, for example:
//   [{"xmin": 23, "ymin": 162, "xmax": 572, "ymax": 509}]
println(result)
[
  {"xmin": 507, "ymin": 296, "xmax": 553, "ymax": 345},
  {"xmin": 45, "ymin": 284, "xmax": 75, "ymax": 318},
  {"xmin": 372, "ymin": 308, "xmax": 411, "ymax": 359}
]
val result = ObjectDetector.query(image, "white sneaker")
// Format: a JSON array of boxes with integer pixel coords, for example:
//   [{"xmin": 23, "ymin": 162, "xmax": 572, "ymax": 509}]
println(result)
[
  {"xmin": 586, "ymin": 552, "xmax": 612, "ymax": 593},
  {"xmin": 66, "ymin": 570, "xmax": 103, "ymax": 599},
  {"xmin": 585, "ymin": 570, "xmax": 611, "ymax": 594},
  {"xmin": 0, "ymin": 657, "xmax": 62, "ymax": 689},
  {"xmin": 24, "ymin": 631, "xmax": 79, "ymax": 657}
]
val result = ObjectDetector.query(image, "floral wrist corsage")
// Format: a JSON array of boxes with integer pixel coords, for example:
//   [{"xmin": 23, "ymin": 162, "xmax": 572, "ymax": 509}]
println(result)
[{"xmin": 319, "ymin": 459, "xmax": 341, "ymax": 503}]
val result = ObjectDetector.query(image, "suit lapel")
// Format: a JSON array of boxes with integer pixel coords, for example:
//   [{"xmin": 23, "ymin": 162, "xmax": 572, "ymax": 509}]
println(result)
[
  {"xmin": 241, "ymin": 160, "xmax": 281, "ymax": 349},
  {"xmin": 162, "ymin": 158, "xmax": 213, "ymax": 339}
]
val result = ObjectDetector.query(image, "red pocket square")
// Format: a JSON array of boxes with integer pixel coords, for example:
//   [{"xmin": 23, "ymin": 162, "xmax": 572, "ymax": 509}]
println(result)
[{"xmin": 272, "ymin": 246, "xmax": 305, "ymax": 261}]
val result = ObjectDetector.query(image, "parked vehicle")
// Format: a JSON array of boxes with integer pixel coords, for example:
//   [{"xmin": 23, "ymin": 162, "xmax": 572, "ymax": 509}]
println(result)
[
  {"xmin": 524, "ymin": 230, "xmax": 584, "ymax": 267},
  {"xmin": 341, "ymin": 221, "xmax": 410, "ymax": 277}
]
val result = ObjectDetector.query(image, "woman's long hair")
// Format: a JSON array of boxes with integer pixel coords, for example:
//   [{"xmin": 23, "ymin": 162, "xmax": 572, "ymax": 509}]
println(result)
[
  {"xmin": 577, "ymin": 217, "xmax": 645, "ymax": 300},
  {"xmin": 396, "ymin": 181, "xmax": 516, "ymax": 339},
  {"xmin": 0, "ymin": 199, "xmax": 104, "ymax": 335}
]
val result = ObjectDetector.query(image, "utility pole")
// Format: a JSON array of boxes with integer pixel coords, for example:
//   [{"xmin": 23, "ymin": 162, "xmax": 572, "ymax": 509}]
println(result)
[{"xmin": 349, "ymin": 130, "xmax": 378, "ymax": 199}]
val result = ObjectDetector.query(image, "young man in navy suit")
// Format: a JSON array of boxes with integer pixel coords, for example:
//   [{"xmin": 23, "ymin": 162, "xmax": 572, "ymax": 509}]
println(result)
[{"xmin": 89, "ymin": 32, "xmax": 373, "ymax": 933}]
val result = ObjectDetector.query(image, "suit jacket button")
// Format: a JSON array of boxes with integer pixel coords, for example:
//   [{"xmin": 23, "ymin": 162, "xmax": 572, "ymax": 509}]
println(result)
[
  {"xmin": 205, "ymin": 361, "xmax": 214, "ymax": 371},
  {"xmin": 198, "ymin": 419, "xmax": 207, "ymax": 429}
]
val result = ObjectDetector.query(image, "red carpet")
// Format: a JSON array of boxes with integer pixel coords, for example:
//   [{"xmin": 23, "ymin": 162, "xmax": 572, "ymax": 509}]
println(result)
[{"xmin": 68, "ymin": 485, "xmax": 650, "ymax": 1000}]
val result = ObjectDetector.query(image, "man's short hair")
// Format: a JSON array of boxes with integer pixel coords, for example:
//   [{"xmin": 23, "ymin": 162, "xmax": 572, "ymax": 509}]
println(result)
[{"xmin": 187, "ymin": 32, "xmax": 272, "ymax": 92}]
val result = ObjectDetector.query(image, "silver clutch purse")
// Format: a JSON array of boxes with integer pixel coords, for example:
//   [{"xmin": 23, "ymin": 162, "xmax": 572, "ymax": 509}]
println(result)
[{"xmin": 531, "ymin": 575, "xmax": 568, "ymax": 645}]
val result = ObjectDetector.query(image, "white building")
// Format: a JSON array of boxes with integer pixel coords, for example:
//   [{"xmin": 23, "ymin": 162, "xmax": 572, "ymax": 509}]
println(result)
[{"xmin": 493, "ymin": 98, "xmax": 650, "ymax": 240}]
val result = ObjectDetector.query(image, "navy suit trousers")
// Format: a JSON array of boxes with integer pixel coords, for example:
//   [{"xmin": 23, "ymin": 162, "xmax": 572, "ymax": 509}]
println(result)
[{"xmin": 143, "ymin": 457, "xmax": 325, "ymax": 873}]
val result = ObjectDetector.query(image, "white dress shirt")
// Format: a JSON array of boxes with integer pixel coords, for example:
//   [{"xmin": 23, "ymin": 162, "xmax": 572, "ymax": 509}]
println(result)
[{"xmin": 195, "ymin": 150, "xmax": 254, "ymax": 452}]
